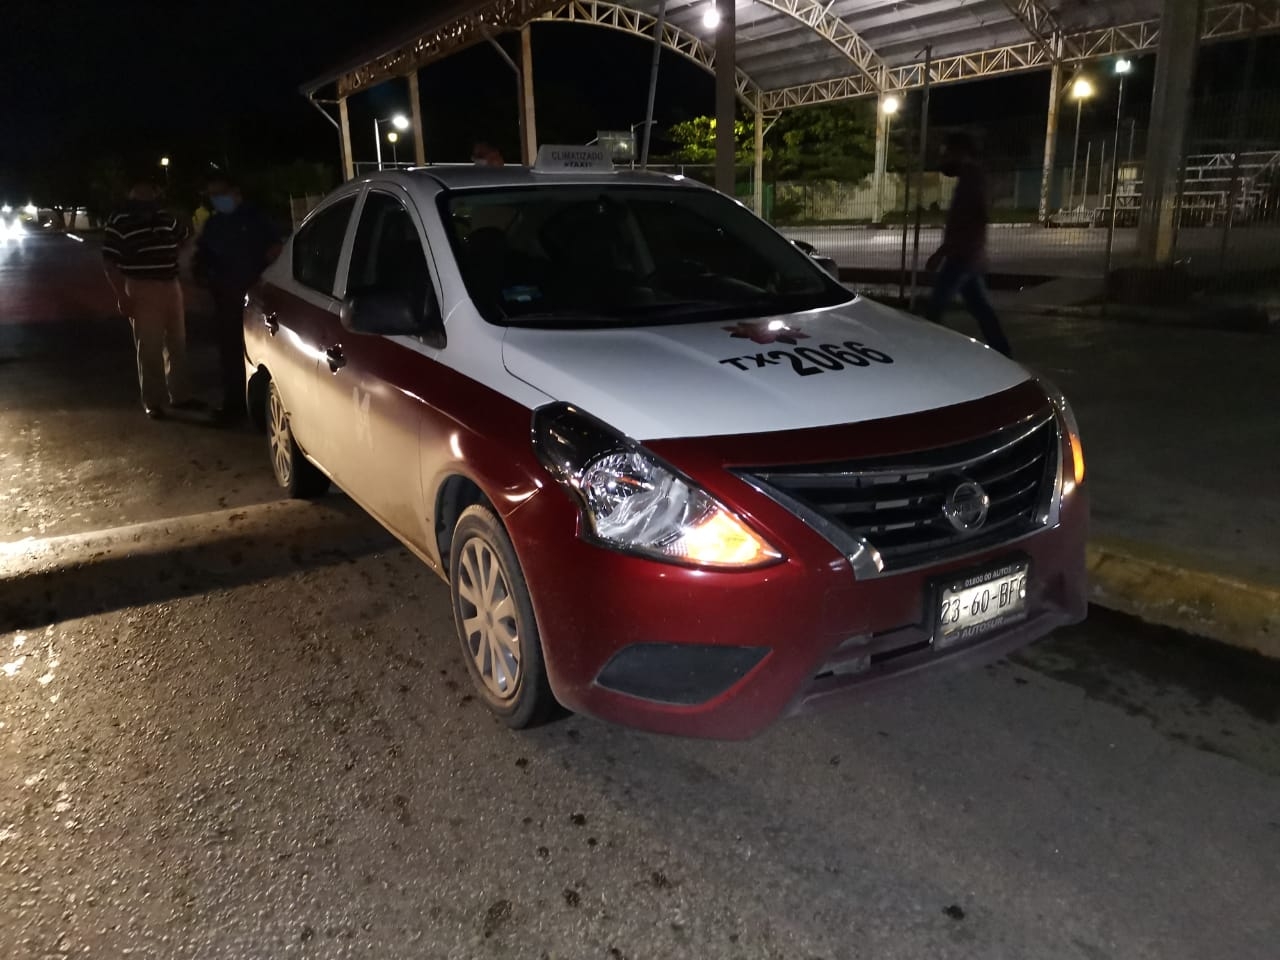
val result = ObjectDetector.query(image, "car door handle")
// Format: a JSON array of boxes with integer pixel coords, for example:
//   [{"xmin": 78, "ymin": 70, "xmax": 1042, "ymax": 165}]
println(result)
[
  {"xmin": 264, "ymin": 312, "xmax": 279, "ymax": 336},
  {"xmin": 325, "ymin": 345, "xmax": 347, "ymax": 372}
]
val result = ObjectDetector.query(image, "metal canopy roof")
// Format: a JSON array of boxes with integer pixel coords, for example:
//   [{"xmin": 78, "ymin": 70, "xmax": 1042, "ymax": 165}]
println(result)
[{"xmin": 306, "ymin": 0, "xmax": 1280, "ymax": 112}]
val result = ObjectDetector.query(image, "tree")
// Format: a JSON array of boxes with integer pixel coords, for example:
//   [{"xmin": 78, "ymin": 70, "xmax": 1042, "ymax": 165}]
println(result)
[
  {"xmin": 666, "ymin": 117, "xmax": 757, "ymax": 165},
  {"xmin": 771, "ymin": 102, "xmax": 878, "ymax": 182},
  {"xmin": 665, "ymin": 101, "xmax": 884, "ymax": 183}
]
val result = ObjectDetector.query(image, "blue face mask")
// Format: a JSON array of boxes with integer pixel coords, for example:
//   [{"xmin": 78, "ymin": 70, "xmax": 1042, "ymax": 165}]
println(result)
[{"xmin": 211, "ymin": 195, "xmax": 236, "ymax": 214}]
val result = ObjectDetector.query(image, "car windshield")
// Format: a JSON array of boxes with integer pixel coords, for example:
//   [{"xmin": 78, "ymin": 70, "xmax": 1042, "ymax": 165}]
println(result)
[{"xmin": 439, "ymin": 184, "xmax": 852, "ymax": 327}]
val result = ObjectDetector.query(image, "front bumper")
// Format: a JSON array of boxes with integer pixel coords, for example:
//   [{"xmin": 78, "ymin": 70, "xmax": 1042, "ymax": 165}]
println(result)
[
  {"xmin": 506, "ymin": 385, "xmax": 1088, "ymax": 740},
  {"xmin": 510, "ymin": 491, "xmax": 1085, "ymax": 740}
]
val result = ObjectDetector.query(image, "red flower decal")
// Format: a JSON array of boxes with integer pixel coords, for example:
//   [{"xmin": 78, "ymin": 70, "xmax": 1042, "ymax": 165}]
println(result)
[{"xmin": 723, "ymin": 321, "xmax": 809, "ymax": 345}]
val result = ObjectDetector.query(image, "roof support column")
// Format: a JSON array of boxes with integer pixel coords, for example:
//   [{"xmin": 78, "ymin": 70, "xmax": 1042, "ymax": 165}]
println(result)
[
  {"xmin": 1038, "ymin": 58, "xmax": 1061, "ymax": 225},
  {"xmin": 714, "ymin": 1, "xmax": 737, "ymax": 195},
  {"xmin": 873, "ymin": 89, "xmax": 892, "ymax": 224},
  {"xmin": 753, "ymin": 98, "xmax": 765, "ymax": 217},
  {"xmin": 408, "ymin": 70, "xmax": 426, "ymax": 165},
  {"xmin": 338, "ymin": 96, "xmax": 355, "ymax": 182},
  {"xmin": 1137, "ymin": 0, "xmax": 1200, "ymax": 264},
  {"xmin": 520, "ymin": 24, "xmax": 538, "ymax": 165}
]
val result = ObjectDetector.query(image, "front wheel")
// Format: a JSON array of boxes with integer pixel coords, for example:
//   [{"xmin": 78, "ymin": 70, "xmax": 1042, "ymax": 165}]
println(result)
[
  {"xmin": 266, "ymin": 380, "xmax": 330, "ymax": 499},
  {"xmin": 449, "ymin": 504, "xmax": 556, "ymax": 729}
]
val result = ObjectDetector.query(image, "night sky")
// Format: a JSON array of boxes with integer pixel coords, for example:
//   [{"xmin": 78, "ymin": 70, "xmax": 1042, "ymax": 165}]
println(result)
[{"xmin": 1, "ymin": 1, "xmax": 1275, "ymax": 202}]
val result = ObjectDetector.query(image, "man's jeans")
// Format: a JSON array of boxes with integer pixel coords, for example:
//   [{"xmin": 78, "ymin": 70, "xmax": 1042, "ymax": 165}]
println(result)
[{"xmin": 925, "ymin": 258, "xmax": 1013, "ymax": 358}]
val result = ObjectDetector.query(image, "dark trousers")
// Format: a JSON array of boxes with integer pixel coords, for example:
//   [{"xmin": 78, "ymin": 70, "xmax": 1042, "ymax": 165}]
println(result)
[
  {"xmin": 213, "ymin": 291, "xmax": 247, "ymax": 418},
  {"xmin": 925, "ymin": 258, "xmax": 1012, "ymax": 358}
]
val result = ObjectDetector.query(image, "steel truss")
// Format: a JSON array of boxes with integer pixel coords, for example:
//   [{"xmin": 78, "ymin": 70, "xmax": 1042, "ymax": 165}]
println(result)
[{"xmin": 329, "ymin": 1, "xmax": 1280, "ymax": 111}]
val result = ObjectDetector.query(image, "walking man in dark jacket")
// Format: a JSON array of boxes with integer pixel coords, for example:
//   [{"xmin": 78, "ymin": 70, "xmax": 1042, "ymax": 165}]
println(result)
[
  {"xmin": 196, "ymin": 175, "xmax": 282, "ymax": 423},
  {"xmin": 925, "ymin": 132, "xmax": 1012, "ymax": 357},
  {"xmin": 102, "ymin": 180, "xmax": 193, "ymax": 419}
]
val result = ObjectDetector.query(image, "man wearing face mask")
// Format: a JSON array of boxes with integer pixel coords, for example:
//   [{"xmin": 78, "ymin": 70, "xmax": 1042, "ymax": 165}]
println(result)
[
  {"xmin": 102, "ymin": 179, "xmax": 194, "ymax": 419},
  {"xmin": 924, "ymin": 132, "xmax": 1012, "ymax": 358},
  {"xmin": 196, "ymin": 175, "xmax": 283, "ymax": 424}
]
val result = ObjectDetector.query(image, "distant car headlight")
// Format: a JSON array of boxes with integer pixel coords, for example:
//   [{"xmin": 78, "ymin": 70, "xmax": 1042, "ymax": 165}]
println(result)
[
  {"xmin": 532, "ymin": 403, "xmax": 782, "ymax": 569},
  {"xmin": 1038, "ymin": 377, "xmax": 1085, "ymax": 492}
]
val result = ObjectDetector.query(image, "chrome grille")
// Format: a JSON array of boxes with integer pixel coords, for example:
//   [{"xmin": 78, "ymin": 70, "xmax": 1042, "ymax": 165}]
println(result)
[{"xmin": 741, "ymin": 414, "xmax": 1058, "ymax": 572}]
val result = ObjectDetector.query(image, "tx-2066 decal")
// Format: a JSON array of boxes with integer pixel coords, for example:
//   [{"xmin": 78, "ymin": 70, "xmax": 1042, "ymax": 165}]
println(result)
[{"xmin": 719, "ymin": 340, "xmax": 895, "ymax": 377}]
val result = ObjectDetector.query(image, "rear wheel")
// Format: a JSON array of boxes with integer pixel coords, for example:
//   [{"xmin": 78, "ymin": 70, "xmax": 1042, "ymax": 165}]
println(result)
[
  {"xmin": 266, "ymin": 380, "xmax": 330, "ymax": 499},
  {"xmin": 449, "ymin": 504, "xmax": 555, "ymax": 728}
]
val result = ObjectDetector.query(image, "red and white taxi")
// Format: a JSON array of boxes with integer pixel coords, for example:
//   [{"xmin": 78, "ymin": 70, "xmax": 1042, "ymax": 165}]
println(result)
[{"xmin": 243, "ymin": 149, "xmax": 1087, "ymax": 739}]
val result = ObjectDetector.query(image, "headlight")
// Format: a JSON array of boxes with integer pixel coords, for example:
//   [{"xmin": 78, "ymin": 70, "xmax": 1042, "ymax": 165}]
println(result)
[
  {"xmin": 532, "ymin": 404, "xmax": 782, "ymax": 569},
  {"xmin": 1038, "ymin": 377, "xmax": 1085, "ymax": 491}
]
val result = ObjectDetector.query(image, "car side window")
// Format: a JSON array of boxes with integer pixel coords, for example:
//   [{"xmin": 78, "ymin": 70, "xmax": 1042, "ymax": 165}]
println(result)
[
  {"xmin": 347, "ymin": 191, "xmax": 436, "ymax": 322},
  {"xmin": 292, "ymin": 195, "xmax": 357, "ymax": 296}
]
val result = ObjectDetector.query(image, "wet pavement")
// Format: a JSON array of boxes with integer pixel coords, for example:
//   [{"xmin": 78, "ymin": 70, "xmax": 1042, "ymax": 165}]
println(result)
[{"xmin": 2, "ymin": 231, "xmax": 1279, "ymax": 959}]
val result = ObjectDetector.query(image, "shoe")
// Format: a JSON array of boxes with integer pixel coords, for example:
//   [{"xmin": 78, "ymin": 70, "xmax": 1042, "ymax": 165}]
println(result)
[{"xmin": 144, "ymin": 406, "xmax": 166, "ymax": 420}]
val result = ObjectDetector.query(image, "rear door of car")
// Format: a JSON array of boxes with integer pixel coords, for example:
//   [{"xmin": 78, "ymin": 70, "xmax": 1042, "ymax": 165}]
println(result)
[
  {"xmin": 260, "ymin": 192, "xmax": 358, "ymax": 461},
  {"xmin": 311, "ymin": 185, "xmax": 446, "ymax": 552}
]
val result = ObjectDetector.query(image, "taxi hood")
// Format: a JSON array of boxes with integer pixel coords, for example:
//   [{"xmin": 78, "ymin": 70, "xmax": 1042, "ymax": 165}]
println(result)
[{"xmin": 500, "ymin": 297, "xmax": 1029, "ymax": 440}]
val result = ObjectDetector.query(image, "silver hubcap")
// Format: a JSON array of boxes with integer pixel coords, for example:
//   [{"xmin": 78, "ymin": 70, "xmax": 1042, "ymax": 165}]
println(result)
[
  {"xmin": 457, "ymin": 537, "xmax": 521, "ymax": 700},
  {"xmin": 268, "ymin": 387, "xmax": 292, "ymax": 488}
]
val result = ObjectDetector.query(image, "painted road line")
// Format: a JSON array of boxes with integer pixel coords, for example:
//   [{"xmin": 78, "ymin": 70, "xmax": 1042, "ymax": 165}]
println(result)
[
  {"xmin": 4, "ymin": 503, "xmax": 1277, "ymax": 659},
  {"xmin": 0, "ymin": 500, "xmax": 398, "ymax": 632}
]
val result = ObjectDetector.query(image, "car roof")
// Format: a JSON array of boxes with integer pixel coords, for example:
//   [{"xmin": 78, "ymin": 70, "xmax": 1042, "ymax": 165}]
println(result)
[{"xmin": 359, "ymin": 165, "xmax": 709, "ymax": 193}]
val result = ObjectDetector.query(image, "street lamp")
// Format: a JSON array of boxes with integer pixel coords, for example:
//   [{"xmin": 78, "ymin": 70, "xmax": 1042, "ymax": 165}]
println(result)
[
  {"xmin": 387, "ymin": 130, "xmax": 400, "ymax": 166},
  {"xmin": 1104, "ymin": 58, "xmax": 1134, "ymax": 279},
  {"xmin": 159, "ymin": 155, "xmax": 170, "ymax": 187},
  {"xmin": 1067, "ymin": 76, "xmax": 1094, "ymax": 212},
  {"xmin": 878, "ymin": 95, "xmax": 901, "ymax": 220},
  {"xmin": 702, "ymin": 3, "xmax": 721, "ymax": 29},
  {"xmin": 374, "ymin": 114, "xmax": 411, "ymax": 170}
]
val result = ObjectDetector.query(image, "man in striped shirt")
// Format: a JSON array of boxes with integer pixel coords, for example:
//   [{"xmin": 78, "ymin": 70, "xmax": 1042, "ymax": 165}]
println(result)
[{"xmin": 103, "ymin": 181, "xmax": 193, "ymax": 418}]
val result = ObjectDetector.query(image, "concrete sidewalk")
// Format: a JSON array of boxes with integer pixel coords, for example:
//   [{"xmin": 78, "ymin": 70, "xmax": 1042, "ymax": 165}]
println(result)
[{"xmin": 939, "ymin": 309, "xmax": 1280, "ymax": 657}]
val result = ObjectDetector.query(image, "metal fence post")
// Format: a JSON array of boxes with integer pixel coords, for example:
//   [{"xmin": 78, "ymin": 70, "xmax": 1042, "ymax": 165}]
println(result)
[
  {"xmin": 908, "ymin": 46, "xmax": 933, "ymax": 312},
  {"xmin": 1218, "ymin": 11, "xmax": 1259, "ymax": 276}
]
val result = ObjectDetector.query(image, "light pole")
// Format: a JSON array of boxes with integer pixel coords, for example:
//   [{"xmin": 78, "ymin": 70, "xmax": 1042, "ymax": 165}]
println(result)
[
  {"xmin": 387, "ymin": 130, "xmax": 400, "ymax": 166},
  {"xmin": 159, "ymin": 156, "xmax": 170, "ymax": 188},
  {"xmin": 879, "ymin": 94, "xmax": 900, "ymax": 221},
  {"xmin": 374, "ymin": 114, "xmax": 410, "ymax": 170},
  {"xmin": 1067, "ymin": 77, "xmax": 1094, "ymax": 212},
  {"xmin": 1105, "ymin": 58, "xmax": 1134, "ymax": 280}
]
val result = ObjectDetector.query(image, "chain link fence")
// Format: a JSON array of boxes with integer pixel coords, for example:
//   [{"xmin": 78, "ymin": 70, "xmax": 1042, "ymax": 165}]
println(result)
[{"xmin": 758, "ymin": 94, "xmax": 1280, "ymax": 317}]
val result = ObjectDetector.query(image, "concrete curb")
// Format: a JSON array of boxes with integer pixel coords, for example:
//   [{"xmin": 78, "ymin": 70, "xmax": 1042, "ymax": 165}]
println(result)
[{"xmin": 1087, "ymin": 539, "xmax": 1280, "ymax": 660}]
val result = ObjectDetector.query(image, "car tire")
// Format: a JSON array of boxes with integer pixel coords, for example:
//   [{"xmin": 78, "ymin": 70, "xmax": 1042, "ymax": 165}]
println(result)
[
  {"xmin": 266, "ymin": 380, "xmax": 330, "ymax": 499},
  {"xmin": 449, "ymin": 503, "xmax": 556, "ymax": 729}
]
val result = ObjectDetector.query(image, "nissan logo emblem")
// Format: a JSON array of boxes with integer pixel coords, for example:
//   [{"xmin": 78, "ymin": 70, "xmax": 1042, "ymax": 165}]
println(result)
[{"xmin": 942, "ymin": 480, "xmax": 990, "ymax": 532}]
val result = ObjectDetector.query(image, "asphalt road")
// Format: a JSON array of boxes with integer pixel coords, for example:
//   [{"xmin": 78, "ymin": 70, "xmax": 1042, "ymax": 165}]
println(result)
[{"xmin": 2, "ymin": 232, "xmax": 1278, "ymax": 959}]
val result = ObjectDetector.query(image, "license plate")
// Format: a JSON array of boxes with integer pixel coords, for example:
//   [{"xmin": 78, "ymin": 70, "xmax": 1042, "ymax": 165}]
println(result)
[{"xmin": 934, "ymin": 560, "xmax": 1030, "ymax": 648}]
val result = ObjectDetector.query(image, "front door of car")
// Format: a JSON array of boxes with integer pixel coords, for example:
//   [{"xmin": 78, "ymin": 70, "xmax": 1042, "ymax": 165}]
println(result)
[{"xmin": 312, "ymin": 187, "xmax": 445, "ymax": 552}]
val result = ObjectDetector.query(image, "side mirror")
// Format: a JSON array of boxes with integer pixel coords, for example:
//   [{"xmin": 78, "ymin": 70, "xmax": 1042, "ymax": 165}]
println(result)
[
  {"xmin": 813, "ymin": 255, "xmax": 840, "ymax": 280},
  {"xmin": 792, "ymin": 239, "xmax": 839, "ymax": 279},
  {"xmin": 340, "ymin": 292, "xmax": 446, "ymax": 348}
]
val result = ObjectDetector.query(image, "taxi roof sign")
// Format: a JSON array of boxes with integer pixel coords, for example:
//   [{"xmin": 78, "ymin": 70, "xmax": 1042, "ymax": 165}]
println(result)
[{"xmin": 534, "ymin": 144, "xmax": 614, "ymax": 173}]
